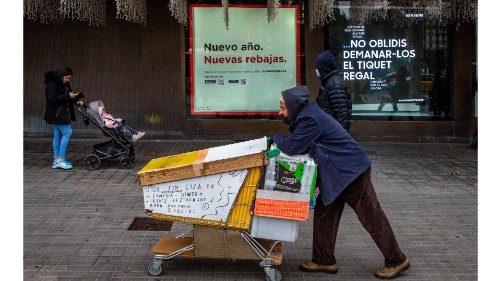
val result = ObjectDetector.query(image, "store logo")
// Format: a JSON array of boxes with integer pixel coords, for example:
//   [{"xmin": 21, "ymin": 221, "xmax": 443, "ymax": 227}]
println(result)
[
  {"xmin": 280, "ymin": 177, "xmax": 297, "ymax": 185},
  {"xmin": 205, "ymin": 80, "xmax": 216, "ymax": 84}
]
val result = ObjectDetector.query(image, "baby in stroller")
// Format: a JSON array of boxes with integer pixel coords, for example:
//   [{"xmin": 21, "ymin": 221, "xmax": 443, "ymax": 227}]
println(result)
[
  {"xmin": 77, "ymin": 100, "xmax": 141, "ymax": 170},
  {"xmin": 89, "ymin": 100, "xmax": 145, "ymax": 142}
]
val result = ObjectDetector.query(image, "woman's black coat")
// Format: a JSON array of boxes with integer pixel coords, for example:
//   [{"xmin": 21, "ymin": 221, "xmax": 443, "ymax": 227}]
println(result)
[{"xmin": 43, "ymin": 71, "xmax": 77, "ymax": 125}]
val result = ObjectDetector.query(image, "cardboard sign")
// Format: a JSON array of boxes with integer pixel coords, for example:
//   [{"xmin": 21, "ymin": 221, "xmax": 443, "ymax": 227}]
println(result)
[{"xmin": 143, "ymin": 169, "xmax": 248, "ymax": 221}]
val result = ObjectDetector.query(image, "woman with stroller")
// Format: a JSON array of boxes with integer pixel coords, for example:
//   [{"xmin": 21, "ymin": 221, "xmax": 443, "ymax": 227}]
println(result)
[
  {"xmin": 89, "ymin": 100, "xmax": 145, "ymax": 142},
  {"xmin": 44, "ymin": 67, "xmax": 83, "ymax": 170}
]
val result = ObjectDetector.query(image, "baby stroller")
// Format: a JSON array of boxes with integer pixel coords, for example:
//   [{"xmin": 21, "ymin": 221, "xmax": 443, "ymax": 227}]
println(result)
[{"xmin": 77, "ymin": 100, "xmax": 135, "ymax": 170}]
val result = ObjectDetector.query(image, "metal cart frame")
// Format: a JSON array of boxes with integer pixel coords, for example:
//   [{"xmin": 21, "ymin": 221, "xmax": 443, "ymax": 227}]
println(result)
[{"xmin": 147, "ymin": 229, "xmax": 283, "ymax": 281}]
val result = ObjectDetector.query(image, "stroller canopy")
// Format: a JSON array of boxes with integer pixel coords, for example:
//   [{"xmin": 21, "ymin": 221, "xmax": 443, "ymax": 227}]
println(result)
[
  {"xmin": 89, "ymin": 100, "xmax": 104, "ymax": 116},
  {"xmin": 87, "ymin": 100, "xmax": 105, "ymax": 126}
]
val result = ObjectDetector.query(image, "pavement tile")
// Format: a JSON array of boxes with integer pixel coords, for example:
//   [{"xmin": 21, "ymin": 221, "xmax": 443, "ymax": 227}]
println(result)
[{"xmin": 24, "ymin": 139, "xmax": 477, "ymax": 280}]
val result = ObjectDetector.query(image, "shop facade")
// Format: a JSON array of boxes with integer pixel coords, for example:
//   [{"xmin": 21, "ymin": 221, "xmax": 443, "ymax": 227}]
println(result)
[{"xmin": 23, "ymin": 0, "xmax": 477, "ymax": 141}]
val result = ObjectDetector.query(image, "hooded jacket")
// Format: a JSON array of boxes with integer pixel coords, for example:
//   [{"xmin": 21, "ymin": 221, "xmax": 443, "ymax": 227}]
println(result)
[
  {"xmin": 43, "ymin": 71, "xmax": 77, "ymax": 125},
  {"xmin": 315, "ymin": 50, "xmax": 352, "ymax": 132},
  {"xmin": 273, "ymin": 86, "xmax": 371, "ymax": 206}
]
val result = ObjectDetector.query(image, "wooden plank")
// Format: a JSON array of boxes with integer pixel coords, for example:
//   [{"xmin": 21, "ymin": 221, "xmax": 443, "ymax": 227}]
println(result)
[
  {"xmin": 151, "ymin": 237, "xmax": 195, "ymax": 257},
  {"xmin": 138, "ymin": 152, "xmax": 266, "ymax": 186}
]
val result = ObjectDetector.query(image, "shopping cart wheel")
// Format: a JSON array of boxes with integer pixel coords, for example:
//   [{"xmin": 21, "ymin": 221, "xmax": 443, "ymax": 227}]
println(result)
[
  {"xmin": 119, "ymin": 158, "xmax": 131, "ymax": 169},
  {"xmin": 264, "ymin": 267, "xmax": 281, "ymax": 281},
  {"xmin": 84, "ymin": 154, "xmax": 101, "ymax": 170},
  {"xmin": 147, "ymin": 259, "xmax": 164, "ymax": 276}
]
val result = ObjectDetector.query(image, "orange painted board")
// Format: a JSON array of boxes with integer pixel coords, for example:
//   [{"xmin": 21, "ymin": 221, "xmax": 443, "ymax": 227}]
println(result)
[{"xmin": 253, "ymin": 198, "xmax": 310, "ymax": 221}]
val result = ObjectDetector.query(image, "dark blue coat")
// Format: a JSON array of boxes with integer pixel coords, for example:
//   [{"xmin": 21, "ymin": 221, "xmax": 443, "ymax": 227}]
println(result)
[{"xmin": 273, "ymin": 101, "xmax": 371, "ymax": 206}]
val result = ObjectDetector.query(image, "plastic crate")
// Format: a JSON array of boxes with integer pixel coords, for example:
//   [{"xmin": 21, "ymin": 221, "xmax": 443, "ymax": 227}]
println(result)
[{"xmin": 250, "ymin": 215, "xmax": 299, "ymax": 242}]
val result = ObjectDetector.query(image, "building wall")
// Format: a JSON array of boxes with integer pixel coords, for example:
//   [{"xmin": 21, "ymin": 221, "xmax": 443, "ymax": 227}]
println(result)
[
  {"xmin": 24, "ymin": 0, "xmax": 184, "ymax": 138},
  {"xmin": 182, "ymin": 21, "xmax": 477, "ymax": 142},
  {"xmin": 23, "ymin": 1, "xmax": 477, "ymax": 142}
]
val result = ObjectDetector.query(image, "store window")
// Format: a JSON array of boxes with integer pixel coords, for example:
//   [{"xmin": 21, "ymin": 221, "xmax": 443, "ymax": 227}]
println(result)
[
  {"xmin": 327, "ymin": 3, "xmax": 452, "ymax": 120},
  {"xmin": 185, "ymin": 1, "xmax": 304, "ymax": 118}
]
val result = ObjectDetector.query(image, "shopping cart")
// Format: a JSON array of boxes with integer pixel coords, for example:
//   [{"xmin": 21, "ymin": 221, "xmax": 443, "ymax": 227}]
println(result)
[
  {"xmin": 147, "ymin": 231, "xmax": 282, "ymax": 281},
  {"xmin": 137, "ymin": 138, "xmax": 314, "ymax": 281},
  {"xmin": 138, "ymin": 139, "xmax": 283, "ymax": 281}
]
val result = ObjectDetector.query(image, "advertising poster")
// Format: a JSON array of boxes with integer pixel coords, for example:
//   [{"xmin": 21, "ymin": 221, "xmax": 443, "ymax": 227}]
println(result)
[
  {"xmin": 341, "ymin": 24, "xmax": 421, "ymax": 115},
  {"xmin": 190, "ymin": 4, "xmax": 300, "ymax": 115}
]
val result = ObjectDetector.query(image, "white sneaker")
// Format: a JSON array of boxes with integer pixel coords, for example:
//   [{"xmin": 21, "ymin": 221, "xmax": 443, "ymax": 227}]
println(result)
[{"xmin": 132, "ymin": 132, "xmax": 145, "ymax": 142}]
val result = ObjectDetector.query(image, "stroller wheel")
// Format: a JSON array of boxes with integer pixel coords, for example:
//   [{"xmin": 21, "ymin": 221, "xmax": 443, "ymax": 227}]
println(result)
[
  {"xmin": 119, "ymin": 158, "xmax": 131, "ymax": 169},
  {"xmin": 84, "ymin": 154, "xmax": 101, "ymax": 170},
  {"xmin": 126, "ymin": 152, "xmax": 135, "ymax": 163}
]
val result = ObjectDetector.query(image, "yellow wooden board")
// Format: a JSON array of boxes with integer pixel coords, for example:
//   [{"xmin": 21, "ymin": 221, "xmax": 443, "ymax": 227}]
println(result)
[{"xmin": 138, "ymin": 150, "xmax": 204, "ymax": 173}]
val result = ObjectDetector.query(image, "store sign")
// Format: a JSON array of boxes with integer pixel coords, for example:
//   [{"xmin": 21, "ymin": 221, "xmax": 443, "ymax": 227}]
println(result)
[
  {"xmin": 339, "ymin": 25, "xmax": 423, "ymax": 114},
  {"xmin": 342, "ymin": 25, "xmax": 416, "ymax": 91},
  {"xmin": 190, "ymin": 4, "xmax": 300, "ymax": 115}
]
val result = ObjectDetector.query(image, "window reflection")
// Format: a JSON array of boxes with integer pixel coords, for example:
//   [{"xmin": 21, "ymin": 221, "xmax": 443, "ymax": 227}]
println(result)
[{"xmin": 327, "ymin": 5, "xmax": 452, "ymax": 119}]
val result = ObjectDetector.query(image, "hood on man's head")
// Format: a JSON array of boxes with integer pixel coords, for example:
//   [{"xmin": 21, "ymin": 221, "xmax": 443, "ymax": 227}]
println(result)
[
  {"xmin": 281, "ymin": 85, "xmax": 309, "ymax": 124},
  {"xmin": 315, "ymin": 50, "xmax": 337, "ymax": 79}
]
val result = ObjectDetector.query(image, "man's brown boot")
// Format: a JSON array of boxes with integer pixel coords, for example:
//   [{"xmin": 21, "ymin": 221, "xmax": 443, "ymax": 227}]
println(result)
[
  {"xmin": 299, "ymin": 261, "xmax": 339, "ymax": 274},
  {"xmin": 375, "ymin": 258, "xmax": 410, "ymax": 279}
]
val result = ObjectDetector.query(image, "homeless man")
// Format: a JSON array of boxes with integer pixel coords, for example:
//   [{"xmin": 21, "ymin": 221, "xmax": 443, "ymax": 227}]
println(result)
[{"xmin": 271, "ymin": 85, "xmax": 410, "ymax": 279}]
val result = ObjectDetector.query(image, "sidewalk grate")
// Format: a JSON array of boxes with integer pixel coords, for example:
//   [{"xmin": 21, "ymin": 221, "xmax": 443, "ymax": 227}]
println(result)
[{"xmin": 127, "ymin": 216, "xmax": 173, "ymax": 231}]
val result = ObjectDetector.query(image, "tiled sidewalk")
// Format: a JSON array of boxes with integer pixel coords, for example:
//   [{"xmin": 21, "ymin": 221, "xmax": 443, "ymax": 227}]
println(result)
[{"xmin": 24, "ymin": 139, "xmax": 477, "ymax": 280}]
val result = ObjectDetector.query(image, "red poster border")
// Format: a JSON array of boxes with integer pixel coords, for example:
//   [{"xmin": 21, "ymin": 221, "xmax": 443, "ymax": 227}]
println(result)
[{"xmin": 189, "ymin": 4, "xmax": 301, "ymax": 116}]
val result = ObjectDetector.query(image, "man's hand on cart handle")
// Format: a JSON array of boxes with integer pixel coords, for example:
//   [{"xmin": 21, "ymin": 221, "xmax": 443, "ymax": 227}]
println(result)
[
  {"xmin": 266, "ymin": 135, "xmax": 280, "ymax": 158},
  {"xmin": 267, "ymin": 136, "xmax": 274, "ymax": 145},
  {"xmin": 267, "ymin": 148, "xmax": 280, "ymax": 158}
]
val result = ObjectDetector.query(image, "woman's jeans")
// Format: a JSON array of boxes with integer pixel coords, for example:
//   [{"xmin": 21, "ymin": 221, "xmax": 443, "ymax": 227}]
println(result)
[
  {"xmin": 52, "ymin": 124, "xmax": 72, "ymax": 160},
  {"xmin": 312, "ymin": 168, "xmax": 406, "ymax": 267}
]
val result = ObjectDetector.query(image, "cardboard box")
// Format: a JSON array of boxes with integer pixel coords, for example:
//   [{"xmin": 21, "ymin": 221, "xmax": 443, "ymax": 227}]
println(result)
[
  {"xmin": 138, "ymin": 138, "xmax": 268, "ymax": 230},
  {"xmin": 193, "ymin": 225, "xmax": 283, "ymax": 263}
]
